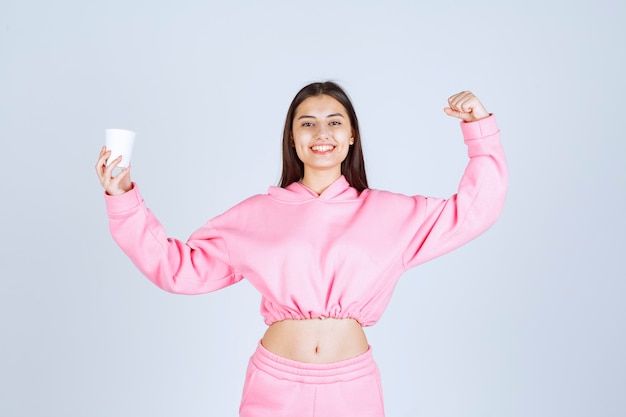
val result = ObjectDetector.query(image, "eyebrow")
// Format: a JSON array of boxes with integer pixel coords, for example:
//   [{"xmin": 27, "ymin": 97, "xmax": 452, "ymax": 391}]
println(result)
[{"xmin": 297, "ymin": 113, "xmax": 346, "ymax": 120}]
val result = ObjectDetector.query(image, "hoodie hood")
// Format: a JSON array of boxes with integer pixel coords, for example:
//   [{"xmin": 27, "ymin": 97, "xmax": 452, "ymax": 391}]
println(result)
[{"xmin": 267, "ymin": 175, "xmax": 364, "ymax": 203}]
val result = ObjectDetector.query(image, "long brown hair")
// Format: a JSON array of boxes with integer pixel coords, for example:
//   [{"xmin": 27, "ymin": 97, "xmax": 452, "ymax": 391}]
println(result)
[{"xmin": 279, "ymin": 81, "xmax": 368, "ymax": 191}]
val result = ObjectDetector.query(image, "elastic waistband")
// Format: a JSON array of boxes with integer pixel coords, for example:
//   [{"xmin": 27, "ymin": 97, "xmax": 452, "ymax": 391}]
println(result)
[{"xmin": 250, "ymin": 341, "xmax": 378, "ymax": 384}]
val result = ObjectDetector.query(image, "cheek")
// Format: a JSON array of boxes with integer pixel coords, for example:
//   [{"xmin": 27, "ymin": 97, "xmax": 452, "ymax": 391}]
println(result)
[
  {"xmin": 339, "ymin": 145, "xmax": 351, "ymax": 161},
  {"xmin": 291, "ymin": 129, "xmax": 307, "ymax": 145},
  {"xmin": 293, "ymin": 147, "xmax": 305, "ymax": 161},
  {"xmin": 292, "ymin": 140, "xmax": 308, "ymax": 161},
  {"xmin": 292, "ymin": 130, "xmax": 314, "ymax": 150},
  {"xmin": 292, "ymin": 136, "xmax": 306, "ymax": 151}
]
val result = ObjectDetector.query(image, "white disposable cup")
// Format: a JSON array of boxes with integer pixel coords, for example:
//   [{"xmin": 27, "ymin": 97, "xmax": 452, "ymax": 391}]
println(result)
[{"xmin": 105, "ymin": 129, "xmax": 135, "ymax": 168}]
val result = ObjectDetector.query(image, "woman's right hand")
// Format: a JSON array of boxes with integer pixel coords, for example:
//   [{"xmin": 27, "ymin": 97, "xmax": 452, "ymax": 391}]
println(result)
[{"xmin": 95, "ymin": 146, "xmax": 133, "ymax": 196}]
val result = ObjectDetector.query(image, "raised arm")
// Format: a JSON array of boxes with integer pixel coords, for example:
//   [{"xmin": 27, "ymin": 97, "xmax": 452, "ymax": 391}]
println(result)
[{"xmin": 402, "ymin": 91, "xmax": 508, "ymax": 269}]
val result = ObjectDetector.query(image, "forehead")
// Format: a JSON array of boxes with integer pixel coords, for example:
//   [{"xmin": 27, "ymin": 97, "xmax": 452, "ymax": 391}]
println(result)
[{"xmin": 294, "ymin": 94, "xmax": 348, "ymax": 117}]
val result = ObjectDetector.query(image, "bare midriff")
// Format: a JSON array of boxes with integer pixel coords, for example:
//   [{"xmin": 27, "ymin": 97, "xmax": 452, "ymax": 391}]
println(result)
[{"xmin": 261, "ymin": 318, "xmax": 369, "ymax": 363}]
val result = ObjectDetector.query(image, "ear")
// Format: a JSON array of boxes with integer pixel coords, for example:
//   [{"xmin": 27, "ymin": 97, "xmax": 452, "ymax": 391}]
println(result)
[{"xmin": 349, "ymin": 138, "xmax": 354, "ymax": 145}]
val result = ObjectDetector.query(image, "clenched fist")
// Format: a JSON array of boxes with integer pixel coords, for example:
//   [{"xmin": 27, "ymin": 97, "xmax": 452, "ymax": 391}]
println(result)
[{"xmin": 444, "ymin": 91, "xmax": 490, "ymax": 122}]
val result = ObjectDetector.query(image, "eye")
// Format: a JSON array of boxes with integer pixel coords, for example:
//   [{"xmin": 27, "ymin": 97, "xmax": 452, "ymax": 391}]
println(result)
[
  {"xmin": 329, "ymin": 120, "xmax": 341, "ymax": 126},
  {"xmin": 301, "ymin": 122, "xmax": 314, "ymax": 127}
]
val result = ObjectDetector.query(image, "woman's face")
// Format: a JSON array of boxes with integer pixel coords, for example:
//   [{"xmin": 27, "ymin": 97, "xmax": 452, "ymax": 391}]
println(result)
[{"xmin": 291, "ymin": 94, "xmax": 354, "ymax": 179}]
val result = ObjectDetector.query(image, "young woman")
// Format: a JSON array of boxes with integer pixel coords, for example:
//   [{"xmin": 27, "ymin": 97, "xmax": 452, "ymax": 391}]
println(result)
[{"xmin": 96, "ymin": 82, "xmax": 507, "ymax": 417}]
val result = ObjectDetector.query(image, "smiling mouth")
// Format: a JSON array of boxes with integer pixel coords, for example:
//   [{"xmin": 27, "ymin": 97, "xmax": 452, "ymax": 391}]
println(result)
[{"xmin": 311, "ymin": 144, "xmax": 335, "ymax": 152}]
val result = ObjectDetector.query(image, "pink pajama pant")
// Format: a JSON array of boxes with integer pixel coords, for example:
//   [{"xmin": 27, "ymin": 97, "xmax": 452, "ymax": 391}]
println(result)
[{"xmin": 239, "ymin": 342, "xmax": 385, "ymax": 417}]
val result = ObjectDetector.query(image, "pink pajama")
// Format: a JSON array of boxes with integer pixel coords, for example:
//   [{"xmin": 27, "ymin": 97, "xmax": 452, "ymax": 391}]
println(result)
[{"xmin": 239, "ymin": 342, "xmax": 385, "ymax": 417}]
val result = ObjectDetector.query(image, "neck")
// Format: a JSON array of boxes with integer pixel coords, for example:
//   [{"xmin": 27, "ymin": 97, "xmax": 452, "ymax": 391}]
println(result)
[{"xmin": 301, "ymin": 170, "xmax": 341, "ymax": 195}]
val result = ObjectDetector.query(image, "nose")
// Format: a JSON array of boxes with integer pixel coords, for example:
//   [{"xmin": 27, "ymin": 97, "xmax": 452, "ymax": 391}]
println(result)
[{"xmin": 316, "ymin": 125, "xmax": 329, "ymax": 140}]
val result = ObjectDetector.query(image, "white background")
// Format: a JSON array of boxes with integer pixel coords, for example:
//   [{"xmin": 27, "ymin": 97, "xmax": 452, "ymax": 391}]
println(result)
[{"xmin": 1, "ymin": 0, "xmax": 624, "ymax": 416}]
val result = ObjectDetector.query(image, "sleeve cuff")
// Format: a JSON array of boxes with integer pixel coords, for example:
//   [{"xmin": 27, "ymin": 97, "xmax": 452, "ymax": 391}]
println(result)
[
  {"xmin": 461, "ymin": 114, "xmax": 498, "ymax": 141},
  {"xmin": 104, "ymin": 183, "xmax": 143, "ymax": 214}
]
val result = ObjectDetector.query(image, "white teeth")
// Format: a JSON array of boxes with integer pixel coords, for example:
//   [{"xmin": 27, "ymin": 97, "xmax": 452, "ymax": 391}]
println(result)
[{"xmin": 312, "ymin": 145, "xmax": 334, "ymax": 152}]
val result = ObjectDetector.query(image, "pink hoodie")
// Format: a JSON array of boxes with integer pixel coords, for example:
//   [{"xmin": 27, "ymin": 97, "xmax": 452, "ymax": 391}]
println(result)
[{"xmin": 105, "ymin": 115, "xmax": 507, "ymax": 326}]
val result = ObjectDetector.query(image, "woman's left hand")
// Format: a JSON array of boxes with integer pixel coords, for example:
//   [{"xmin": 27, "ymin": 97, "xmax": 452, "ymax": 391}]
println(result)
[{"xmin": 444, "ymin": 91, "xmax": 490, "ymax": 122}]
